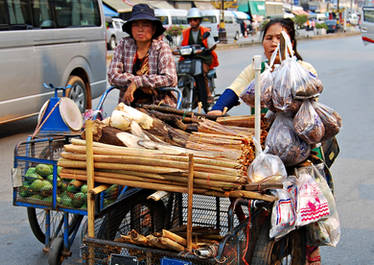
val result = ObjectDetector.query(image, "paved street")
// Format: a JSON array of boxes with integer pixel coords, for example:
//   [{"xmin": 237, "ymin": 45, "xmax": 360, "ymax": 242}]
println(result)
[{"xmin": 0, "ymin": 33, "xmax": 373, "ymax": 265}]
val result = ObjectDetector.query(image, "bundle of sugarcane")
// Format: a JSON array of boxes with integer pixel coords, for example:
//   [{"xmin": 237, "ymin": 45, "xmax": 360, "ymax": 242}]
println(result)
[
  {"xmin": 116, "ymin": 229, "xmax": 220, "ymax": 253},
  {"xmin": 58, "ymin": 139, "xmax": 246, "ymax": 193}
]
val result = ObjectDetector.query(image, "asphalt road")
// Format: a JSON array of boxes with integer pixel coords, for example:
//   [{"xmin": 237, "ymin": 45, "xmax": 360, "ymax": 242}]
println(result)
[{"xmin": 0, "ymin": 34, "xmax": 373, "ymax": 265}]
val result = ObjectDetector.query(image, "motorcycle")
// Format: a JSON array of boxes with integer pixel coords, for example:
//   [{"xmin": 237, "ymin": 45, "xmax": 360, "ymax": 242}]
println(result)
[{"xmin": 167, "ymin": 33, "xmax": 219, "ymax": 113}]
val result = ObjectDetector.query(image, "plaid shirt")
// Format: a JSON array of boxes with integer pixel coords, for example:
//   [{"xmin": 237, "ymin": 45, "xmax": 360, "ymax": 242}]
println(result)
[{"xmin": 108, "ymin": 37, "xmax": 177, "ymax": 90}]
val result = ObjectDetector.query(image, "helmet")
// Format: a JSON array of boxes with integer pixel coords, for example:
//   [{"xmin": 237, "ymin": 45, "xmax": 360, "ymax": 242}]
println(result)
[{"xmin": 187, "ymin": 8, "xmax": 202, "ymax": 19}]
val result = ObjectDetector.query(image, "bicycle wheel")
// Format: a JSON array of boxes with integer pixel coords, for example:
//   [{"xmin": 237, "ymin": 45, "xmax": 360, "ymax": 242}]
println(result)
[
  {"xmin": 27, "ymin": 208, "xmax": 83, "ymax": 244},
  {"xmin": 97, "ymin": 189, "xmax": 166, "ymax": 240},
  {"xmin": 27, "ymin": 140, "xmax": 82, "ymax": 244},
  {"xmin": 251, "ymin": 218, "xmax": 306, "ymax": 265}
]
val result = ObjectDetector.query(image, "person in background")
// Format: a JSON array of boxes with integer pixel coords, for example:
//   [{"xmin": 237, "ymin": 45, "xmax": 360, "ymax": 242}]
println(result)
[
  {"xmin": 180, "ymin": 7, "xmax": 219, "ymax": 106},
  {"xmin": 108, "ymin": 4, "xmax": 178, "ymax": 107},
  {"xmin": 208, "ymin": 18, "xmax": 321, "ymax": 265}
]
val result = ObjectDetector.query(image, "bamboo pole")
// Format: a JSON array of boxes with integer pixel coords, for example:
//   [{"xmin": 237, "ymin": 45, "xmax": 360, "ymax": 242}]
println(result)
[
  {"xmin": 187, "ymin": 153, "xmax": 194, "ymax": 252},
  {"xmin": 89, "ymin": 185, "xmax": 108, "ymax": 195},
  {"xmin": 64, "ymin": 144, "xmax": 240, "ymax": 168},
  {"xmin": 85, "ymin": 120, "xmax": 95, "ymax": 265}
]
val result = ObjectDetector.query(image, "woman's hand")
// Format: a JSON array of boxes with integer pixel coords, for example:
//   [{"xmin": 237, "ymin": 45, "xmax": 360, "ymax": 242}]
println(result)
[
  {"xmin": 207, "ymin": 110, "xmax": 223, "ymax": 116},
  {"xmin": 123, "ymin": 82, "xmax": 137, "ymax": 104}
]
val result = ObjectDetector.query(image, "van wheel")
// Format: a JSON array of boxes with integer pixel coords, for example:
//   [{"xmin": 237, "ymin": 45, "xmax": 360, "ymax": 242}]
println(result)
[
  {"xmin": 66, "ymin": 75, "xmax": 88, "ymax": 113},
  {"xmin": 110, "ymin": 36, "xmax": 117, "ymax": 50},
  {"xmin": 235, "ymin": 31, "xmax": 240, "ymax": 40}
]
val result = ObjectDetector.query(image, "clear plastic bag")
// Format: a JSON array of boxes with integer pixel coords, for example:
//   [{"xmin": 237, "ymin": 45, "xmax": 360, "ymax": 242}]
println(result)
[
  {"xmin": 247, "ymin": 137, "xmax": 287, "ymax": 183},
  {"xmin": 312, "ymin": 101, "xmax": 342, "ymax": 141},
  {"xmin": 270, "ymin": 176, "xmax": 297, "ymax": 239},
  {"xmin": 240, "ymin": 46, "xmax": 278, "ymax": 108},
  {"xmin": 271, "ymin": 31, "xmax": 323, "ymax": 112},
  {"xmin": 265, "ymin": 113, "xmax": 311, "ymax": 166},
  {"xmin": 294, "ymin": 166, "xmax": 330, "ymax": 227},
  {"xmin": 293, "ymin": 100, "xmax": 325, "ymax": 144},
  {"xmin": 306, "ymin": 164, "xmax": 341, "ymax": 247}
]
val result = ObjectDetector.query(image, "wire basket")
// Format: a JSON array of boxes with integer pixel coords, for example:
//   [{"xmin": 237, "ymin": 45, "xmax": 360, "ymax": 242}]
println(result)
[{"xmin": 81, "ymin": 193, "xmax": 259, "ymax": 265}]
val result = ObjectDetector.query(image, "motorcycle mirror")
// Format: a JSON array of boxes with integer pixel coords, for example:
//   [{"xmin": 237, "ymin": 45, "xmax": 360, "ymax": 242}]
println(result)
[
  {"xmin": 202, "ymin": 31, "xmax": 210, "ymax": 40},
  {"xmin": 165, "ymin": 35, "xmax": 173, "ymax": 43}
]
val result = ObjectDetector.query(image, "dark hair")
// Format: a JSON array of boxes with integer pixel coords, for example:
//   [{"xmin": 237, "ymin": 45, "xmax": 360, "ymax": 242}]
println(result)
[{"xmin": 261, "ymin": 18, "xmax": 302, "ymax": 60}]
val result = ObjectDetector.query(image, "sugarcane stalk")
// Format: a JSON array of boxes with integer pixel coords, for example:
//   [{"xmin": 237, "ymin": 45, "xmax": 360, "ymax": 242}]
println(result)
[{"xmin": 60, "ymin": 152, "xmax": 239, "ymax": 176}]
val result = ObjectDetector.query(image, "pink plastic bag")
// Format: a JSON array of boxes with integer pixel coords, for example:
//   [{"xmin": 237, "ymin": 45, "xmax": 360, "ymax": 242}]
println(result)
[{"xmin": 294, "ymin": 166, "xmax": 330, "ymax": 227}]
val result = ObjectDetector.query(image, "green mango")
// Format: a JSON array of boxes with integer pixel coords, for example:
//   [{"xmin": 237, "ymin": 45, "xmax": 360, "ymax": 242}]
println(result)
[
  {"xmin": 80, "ymin": 184, "xmax": 88, "ymax": 194},
  {"xmin": 25, "ymin": 167, "xmax": 36, "ymax": 177},
  {"xmin": 35, "ymin": 164, "xmax": 53, "ymax": 177},
  {"xmin": 29, "ymin": 179, "xmax": 44, "ymax": 192},
  {"xmin": 72, "ymin": 192, "xmax": 86, "ymax": 208}
]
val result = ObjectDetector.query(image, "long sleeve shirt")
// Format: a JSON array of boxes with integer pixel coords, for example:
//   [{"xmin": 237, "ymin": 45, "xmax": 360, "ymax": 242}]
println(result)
[{"xmin": 108, "ymin": 37, "xmax": 177, "ymax": 89}]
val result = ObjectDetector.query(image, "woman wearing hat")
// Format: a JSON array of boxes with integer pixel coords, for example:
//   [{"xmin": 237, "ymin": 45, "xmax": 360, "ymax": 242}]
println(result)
[{"xmin": 108, "ymin": 4, "xmax": 178, "ymax": 107}]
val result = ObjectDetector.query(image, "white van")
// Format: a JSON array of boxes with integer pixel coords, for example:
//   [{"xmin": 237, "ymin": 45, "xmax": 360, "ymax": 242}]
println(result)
[
  {"xmin": 201, "ymin": 10, "xmax": 241, "ymax": 41},
  {"xmin": 361, "ymin": 6, "xmax": 374, "ymax": 44},
  {"xmin": 0, "ymin": 0, "xmax": 107, "ymax": 124},
  {"xmin": 155, "ymin": 9, "xmax": 189, "ymax": 29}
]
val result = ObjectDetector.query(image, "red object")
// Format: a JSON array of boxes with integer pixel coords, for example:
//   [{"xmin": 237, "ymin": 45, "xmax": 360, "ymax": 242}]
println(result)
[{"xmin": 362, "ymin": 36, "xmax": 374, "ymax": 43}]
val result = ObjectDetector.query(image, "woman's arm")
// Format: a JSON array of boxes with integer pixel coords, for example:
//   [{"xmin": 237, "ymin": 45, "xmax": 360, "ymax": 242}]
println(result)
[
  {"xmin": 210, "ymin": 63, "xmax": 255, "ymax": 112},
  {"xmin": 132, "ymin": 42, "xmax": 177, "ymax": 89},
  {"xmin": 107, "ymin": 39, "xmax": 136, "ymax": 87}
]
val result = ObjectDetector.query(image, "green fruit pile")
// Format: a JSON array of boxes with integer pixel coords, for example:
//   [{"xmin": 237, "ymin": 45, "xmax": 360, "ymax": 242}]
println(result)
[{"xmin": 19, "ymin": 163, "xmax": 89, "ymax": 209}]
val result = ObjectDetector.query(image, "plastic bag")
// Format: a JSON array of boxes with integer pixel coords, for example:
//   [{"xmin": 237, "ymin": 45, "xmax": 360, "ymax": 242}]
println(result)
[
  {"xmin": 293, "ymin": 100, "xmax": 325, "ymax": 144},
  {"xmin": 271, "ymin": 31, "xmax": 323, "ymax": 112},
  {"xmin": 306, "ymin": 164, "xmax": 341, "ymax": 247},
  {"xmin": 312, "ymin": 101, "xmax": 342, "ymax": 141},
  {"xmin": 247, "ymin": 137, "xmax": 287, "ymax": 183},
  {"xmin": 270, "ymin": 176, "xmax": 297, "ymax": 239},
  {"xmin": 240, "ymin": 46, "xmax": 278, "ymax": 108},
  {"xmin": 294, "ymin": 166, "xmax": 330, "ymax": 227},
  {"xmin": 265, "ymin": 113, "xmax": 311, "ymax": 166}
]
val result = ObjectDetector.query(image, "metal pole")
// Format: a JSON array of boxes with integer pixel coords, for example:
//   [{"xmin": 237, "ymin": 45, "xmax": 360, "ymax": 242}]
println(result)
[{"xmin": 253, "ymin": 55, "xmax": 262, "ymax": 156}]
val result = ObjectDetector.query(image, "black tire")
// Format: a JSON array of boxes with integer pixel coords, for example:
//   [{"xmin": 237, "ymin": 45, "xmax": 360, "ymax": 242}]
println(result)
[
  {"xmin": 97, "ymin": 191, "xmax": 166, "ymax": 240},
  {"xmin": 251, "ymin": 218, "xmax": 306, "ymax": 265},
  {"xmin": 27, "ymin": 141, "xmax": 83, "ymax": 244},
  {"xmin": 110, "ymin": 36, "xmax": 117, "ymax": 50},
  {"xmin": 27, "ymin": 208, "xmax": 83, "ymax": 244},
  {"xmin": 66, "ymin": 75, "xmax": 88, "ymax": 113},
  {"xmin": 48, "ymin": 236, "xmax": 64, "ymax": 265}
]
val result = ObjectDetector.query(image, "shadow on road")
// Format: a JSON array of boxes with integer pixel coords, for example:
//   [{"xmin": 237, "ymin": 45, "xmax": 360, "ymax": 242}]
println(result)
[{"xmin": 0, "ymin": 117, "xmax": 36, "ymax": 138}]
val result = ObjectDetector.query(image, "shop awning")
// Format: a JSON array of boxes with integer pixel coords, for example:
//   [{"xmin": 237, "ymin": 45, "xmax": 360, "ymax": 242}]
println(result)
[
  {"xmin": 127, "ymin": 0, "xmax": 174, "ymax": 9},
  {"xmin": 103, "ymin": 4, "xmax": 119, "ymax": 17},
  {"xmin": 232, "ymin": 11, "xmax": 251, "ymax": 20},
  {"xmin": 248, "ymin": 1, "xmax": 266, "ymax": 16},
  {"xmin": 103, "ymin": 0, "xmax": 132, "ymax": 13},
  {"xmin": 292, "ymin": 9, "xmax": 309, "ymax": 16},
  {"xmin": 194, "ymin": 1, "xmax": 215, "ymax": 10}
]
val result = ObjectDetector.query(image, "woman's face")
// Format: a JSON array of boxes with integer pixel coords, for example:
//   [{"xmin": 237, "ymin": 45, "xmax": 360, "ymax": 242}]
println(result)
[
  {"xmin": 262, "ymin": 23, "xmax": 289, "ymax": 63},
  {"xmin": 131, "ymin": 20, "xmax": 156, "ymax": 43}
]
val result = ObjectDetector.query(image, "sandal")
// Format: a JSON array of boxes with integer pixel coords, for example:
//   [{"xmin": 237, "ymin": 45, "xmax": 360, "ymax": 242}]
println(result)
[{"xmin": 306, "ymin": 246, "xmax": 321, "ymax": 265}]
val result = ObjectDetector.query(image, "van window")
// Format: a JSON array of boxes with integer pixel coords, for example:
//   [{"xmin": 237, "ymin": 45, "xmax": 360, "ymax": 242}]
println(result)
[
  {"xmin": 171, "ymin": 16, "xmax": 187, "ymax": 25},
  {"xmin": 364, "ymin": 8, "xmax": 374, "ymax": 22},
  {"xmin": 224, "ymin": 16, "xmax": 234, "ymax": 24},
  {"xmin": 157, "ymin": 16, "xmax": 169, "ymax": 25},
  {"xmin": 202, "ymin": 16, "xmax": 217, "ymax": 23},
  {"xmin": 0, "ymin": 0, "xmax": 101, "ymax": 30}
]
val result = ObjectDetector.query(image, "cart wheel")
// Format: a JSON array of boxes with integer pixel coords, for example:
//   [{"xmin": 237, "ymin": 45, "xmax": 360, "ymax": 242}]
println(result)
[
  {"xmin": 251, "ymin": 218, "xmax": 306, "ymax": 265},
  {"xmin": 27, "ymin": 208, "xmax": 83, "ymax": 244},
  {"xmin": 97, "ymin": 191, "xmax": 166, "ymax": 240},
  {"xmin": 48, "ymin": 236, "xmax": 64, "ymax": 265}
]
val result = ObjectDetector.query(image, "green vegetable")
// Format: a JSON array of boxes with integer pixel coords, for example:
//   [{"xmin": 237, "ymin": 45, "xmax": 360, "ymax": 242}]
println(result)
[
  {"xmin": 30, "ymin": 179, "xmax": 44, "ymax": 192},
  {"xmin": 25, "ymin": 167, "xmax": 36, "ymax": 177},
  {"xmin": 72, "ymin": 192, "xmax": 86, "ymax": 208},
  {"xmin": 35, "ymin": 164, "xmax": 53, "ymax": 177},
  {"xmin": 80, "ymin": 184, "xmax": 88, "ymax": 194}
]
